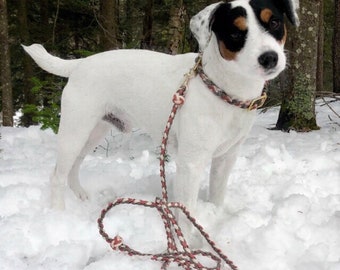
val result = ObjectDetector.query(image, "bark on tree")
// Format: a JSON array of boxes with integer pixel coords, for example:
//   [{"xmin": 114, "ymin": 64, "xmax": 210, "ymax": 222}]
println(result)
[
  {"xmin": 0, "ymin": 0, "xmax": 13, "ymax": 126},
  {"xmin": 18, "ymin": 0, "xmax": 36, "ymax": 126},
  {"xmin": 141, "ymin": 0, "xmax": 153, "ymax": 49},
  {"xmin": 123, "ymin": 0, "xmax": 133, "ymax": 47},
  {"xmin": 333, "ymin": 0, "xmax": 340, "ymax": 93},
  {"xmin": 52, "ymin": 0, "xmax": 60, "ymax": 46},
  {"xmin": 316, "ymin": 1, "xmax": 324, "ymax": 93},
  {"xmin": 99, "ymin": 0, "xmax": 120, "ymax": 50},
  {"xmin": 276, "ymin": 0, "xmax": 320, "ymax": 132},
  {"xmin": 167, "ymin": 0, "xmax": 186, "ymax": 55},
  {"xmin": 40, "ymin": 0, "xmax": 50, "ymax": 43}
]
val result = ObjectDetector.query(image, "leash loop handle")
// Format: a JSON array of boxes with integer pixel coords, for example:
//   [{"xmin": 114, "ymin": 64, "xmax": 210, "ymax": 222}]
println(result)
[{"xmin": 98, "ymin": 196, "xmax": 238, "ymax": 269}]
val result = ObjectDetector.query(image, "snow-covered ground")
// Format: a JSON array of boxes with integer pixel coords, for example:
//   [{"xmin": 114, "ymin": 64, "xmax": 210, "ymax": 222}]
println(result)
[{"xmin": 0, "ymin": 100, "xmax": 339, "ymax": 270}]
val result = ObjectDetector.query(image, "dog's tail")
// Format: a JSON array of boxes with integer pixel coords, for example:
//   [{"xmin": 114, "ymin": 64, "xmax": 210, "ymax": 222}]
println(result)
[{"xmin": 22, "ymin": 44, "xmax": 82, "ymax": 78}]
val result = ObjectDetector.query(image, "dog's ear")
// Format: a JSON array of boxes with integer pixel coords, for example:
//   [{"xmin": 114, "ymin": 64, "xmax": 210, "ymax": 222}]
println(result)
[
  {"xmin": 279, "ymin": 0, "xmax": 300, "ymax": 26},
  {"xmin": 190, "ymin": 2, "xmax": 224, "ymax": 51}
]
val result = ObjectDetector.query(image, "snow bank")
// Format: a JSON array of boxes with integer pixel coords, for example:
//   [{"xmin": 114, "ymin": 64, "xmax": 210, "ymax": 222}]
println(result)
[{"xmin": 0, "ymin": 100, "xmax": 339, "ymax": 270}]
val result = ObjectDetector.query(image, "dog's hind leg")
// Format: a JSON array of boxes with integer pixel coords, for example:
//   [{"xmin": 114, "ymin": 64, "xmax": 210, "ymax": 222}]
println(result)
[
  {"xmin": 68, "ymin": 121, "xmax": 112, "ymax": 201},
  {"xmin": 50, "ymin": 110, "xmax": 109, "ymax": 209}
]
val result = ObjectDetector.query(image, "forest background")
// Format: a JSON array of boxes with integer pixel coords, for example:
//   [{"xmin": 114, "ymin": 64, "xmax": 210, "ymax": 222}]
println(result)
[{"xmin": 0, "ymin": 0, "xmax": 339, "ymax": 132}]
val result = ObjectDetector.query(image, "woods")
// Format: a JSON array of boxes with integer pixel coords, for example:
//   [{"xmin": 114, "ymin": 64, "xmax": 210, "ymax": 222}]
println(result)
[
  {"xmin": 0, "ymin": 0, "xmax": 339, "ymax": 130},
  {"xmin": 0, "ymin": 0, "xmax": 13, "ymax": 126}
]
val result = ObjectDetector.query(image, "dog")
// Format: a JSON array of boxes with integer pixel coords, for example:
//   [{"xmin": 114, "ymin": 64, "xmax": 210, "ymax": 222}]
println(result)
[{"xmin": 23, "ymin": 0, "xmax": 299, "ymax": 213}]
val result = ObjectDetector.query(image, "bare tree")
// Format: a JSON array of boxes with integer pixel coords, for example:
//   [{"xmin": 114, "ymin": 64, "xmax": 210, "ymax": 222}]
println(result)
[
  {"xmin": 316, "ymin": 0, "xmax": 324, "ymax": 93},
  {"xmin": 333, "ymin": 0, "xmax": 340, "ymax": 93},
  {"xmin": 99, "ymin": 0, "xmax": 120, "ymax": 50},
  {"xmin": 18, "ymin": 0, "xmax": 36, "ymax": 126},
  {"xmin": 0, "ymin": 0, "xmax": 13, "ymax": 126},
  {"xmin": 276, "ymin": 0, "xmax": 320, "ymax": 131},
  {"xmin": 141, "ymin": 0, "xmax": 154, "ymax": 49},
  {"xmin": 167, "ymin": 0, "xmax": 186, "ymax": 55}
]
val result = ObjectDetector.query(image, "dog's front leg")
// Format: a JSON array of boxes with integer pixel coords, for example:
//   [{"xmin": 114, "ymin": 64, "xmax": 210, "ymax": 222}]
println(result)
[
  {"xmin": 209, "ymin": 142, "xmax": 242, "ymax": 206},
  {"xmin": 173, "ymin": 149, "xmax": 210, "ymax": 239},
  {"xmin": 174, "ymin": 158, "xmax": 207, "ymax": 212}
]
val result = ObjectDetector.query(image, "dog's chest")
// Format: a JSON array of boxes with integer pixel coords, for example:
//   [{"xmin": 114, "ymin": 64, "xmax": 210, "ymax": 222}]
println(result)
[
  {"xmin": 175, "ymin": 77, "xmax": 257, "ymax": 156},
  {"xmin": 216, "ymin": 107, "xmax": 256, "ymax": 141}
]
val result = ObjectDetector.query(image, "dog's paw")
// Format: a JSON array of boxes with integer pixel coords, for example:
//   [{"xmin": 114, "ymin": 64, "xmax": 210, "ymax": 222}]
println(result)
[
  {"xmin": 75, "ymin": 189, "xmax": 89, "ymax": 201},
  {"xmin": 69, "ymin": 182, "xmax": 89, "ymax": 201},
  {"xmin": 73, "ymin": 187, "xmax": 89, "ymax": 201}
]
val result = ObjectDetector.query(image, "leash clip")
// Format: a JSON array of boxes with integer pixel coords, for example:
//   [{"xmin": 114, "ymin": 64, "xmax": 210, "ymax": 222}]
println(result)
[
  {"xmin": 248, "ymin": 92, "xmax": 267, "ymax": 111},
  {"xmin": 183, "ymin": 55, "xmax": 202, "ymax": 82},
  {"xmin": 173, "ymin": 55, "xmax": 203, "ymax": 106}
]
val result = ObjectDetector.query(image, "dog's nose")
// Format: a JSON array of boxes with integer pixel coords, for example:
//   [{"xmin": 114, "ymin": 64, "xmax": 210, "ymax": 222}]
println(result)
[{"xmin": 258, "ymin": 51, "xmax": 278, "ymax": 69}]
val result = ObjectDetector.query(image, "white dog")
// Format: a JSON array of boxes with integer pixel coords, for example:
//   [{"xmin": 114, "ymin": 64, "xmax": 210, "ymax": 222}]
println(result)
[{"xmin": 24, "ymin": 0, "xmax": 299, "ymax": 212}]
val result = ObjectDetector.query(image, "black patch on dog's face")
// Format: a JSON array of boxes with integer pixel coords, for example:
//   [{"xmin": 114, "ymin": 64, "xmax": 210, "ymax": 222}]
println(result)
[
  {"xmin": 249, "ymin": 0, "xmax": 286, "ymax": 42},
  {"xmin": 211, "ymin": 3, "xmax": 248, "ymax": 58}
]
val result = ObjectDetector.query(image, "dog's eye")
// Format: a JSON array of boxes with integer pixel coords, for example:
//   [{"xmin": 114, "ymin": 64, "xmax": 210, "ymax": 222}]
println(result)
[
  {"xmin": 230, "ymin": 32, "xmax": 244, "ymax": 41},
  {"xmin": 269, "ymin": 18, "xmax": 281, "ymax": 31}
]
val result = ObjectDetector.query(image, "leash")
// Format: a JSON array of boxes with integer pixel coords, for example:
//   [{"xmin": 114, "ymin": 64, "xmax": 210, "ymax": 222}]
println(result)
[{"xmin": 98, "ymin": 55, "xmax": 239, "ymax": 270}]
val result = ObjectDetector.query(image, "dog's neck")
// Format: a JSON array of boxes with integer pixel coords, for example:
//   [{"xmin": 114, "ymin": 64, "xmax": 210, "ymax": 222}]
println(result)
[{"xmin": 201, "ymin": 36, "xmax": 265, "ymax": 101}]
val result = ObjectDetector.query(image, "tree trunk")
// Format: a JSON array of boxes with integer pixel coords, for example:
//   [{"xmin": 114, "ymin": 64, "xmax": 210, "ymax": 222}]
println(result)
[
  {"xmin": 276, "ymin": 0, "xmax": 320, "ymax": 132},
  {"xmin": 0, "ymin": 0, "xmax": 13, "ymax": 126},
  {"xmin": 167, "ymin": 0, "xmax": 186, "ymax": 55},
  {"xmin": 99, "ymin": 0, "xmax": 120, "ymax": 50},
  {"xmin": 333, "ymin": 0, "xmax": 340, "ymax": 93},
  {"xmin": 18, "ymin": 0, "xmax": 36, "ymax": 126},
  {"xmin": 39, "ymin": 0, "xmax": 50, "ymax": 43},
  {"xmin": 141, "ymin": 0, "xmax": 153, "ymax": 49},
  {"xmin": 123, "ymin": 0, "xmax": 133, "ymax": 47},
  {"xmin": 316, "ymin": 1, "xmax": 324, "ymax": 93}
]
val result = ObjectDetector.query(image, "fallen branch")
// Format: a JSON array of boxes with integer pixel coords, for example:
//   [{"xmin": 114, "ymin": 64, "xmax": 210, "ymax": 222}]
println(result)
[{"xmin": 321, "ymin": 97, "xmax": 340, "ymax": 118}]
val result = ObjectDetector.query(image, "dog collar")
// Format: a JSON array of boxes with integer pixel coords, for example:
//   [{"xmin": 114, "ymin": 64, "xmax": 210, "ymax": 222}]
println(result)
[{"xmin": 196, "ymin": 60, "xmax": 267, "ymax": 111}]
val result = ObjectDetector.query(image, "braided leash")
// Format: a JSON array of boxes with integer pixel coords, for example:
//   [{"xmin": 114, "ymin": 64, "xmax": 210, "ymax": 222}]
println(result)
[{"xmin": 98, "ymin": 56, "xmax": 238, "ymax": 270}]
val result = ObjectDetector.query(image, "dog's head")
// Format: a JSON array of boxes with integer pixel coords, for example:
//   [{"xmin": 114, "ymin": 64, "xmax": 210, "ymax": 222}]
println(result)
[{"xmin": 190, "ymin": 0, "xmax": 299, "ymax": 80}]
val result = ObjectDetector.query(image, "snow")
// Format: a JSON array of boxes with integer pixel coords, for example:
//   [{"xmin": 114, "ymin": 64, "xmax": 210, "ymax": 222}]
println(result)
[{"xmin": 0, "ymin": 100, "xmax": 339, "ymax": 270}]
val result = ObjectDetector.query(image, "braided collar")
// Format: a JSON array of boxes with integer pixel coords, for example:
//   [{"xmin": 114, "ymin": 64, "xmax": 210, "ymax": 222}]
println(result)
[{"xmin": 196, "ymin": 60, "xmax": 267, "ymax": 111}]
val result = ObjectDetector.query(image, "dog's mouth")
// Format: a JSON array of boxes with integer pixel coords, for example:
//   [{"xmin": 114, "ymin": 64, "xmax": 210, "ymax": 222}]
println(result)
[
  {"xmin": 265, "ymin": 69, "xmax": 276, "ymax": 76},
  {"xmin": 259, "ymin": 66, "xmax": 283, "ymax": 80}
]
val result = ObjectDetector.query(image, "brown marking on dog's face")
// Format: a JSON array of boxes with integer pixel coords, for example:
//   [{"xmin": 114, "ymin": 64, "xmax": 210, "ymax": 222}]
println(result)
[
  {"xmin": 260, "ymin": 8, "xmax": 273, "ymax": 24},
  {"xmin": 233, "ymin": 16, "xmax": 248, "ymax": 31},
  {"xmin": 250, "ymin": 1, "xmax": 286, "ymax": 42},
  {"xmin": 218, "ymin": 41, "xmax": 237, "ymax": 60},
  {"xmin": 212, "ymin": 4, "xmax": 248, "ymax": 61},
  {"xmin": 217, "ymin": 16, "xmax": 248, "ymax": 61},
  {"xmin": 216, "ymin": 16, "xmax": 247, "ymax": 61}
]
